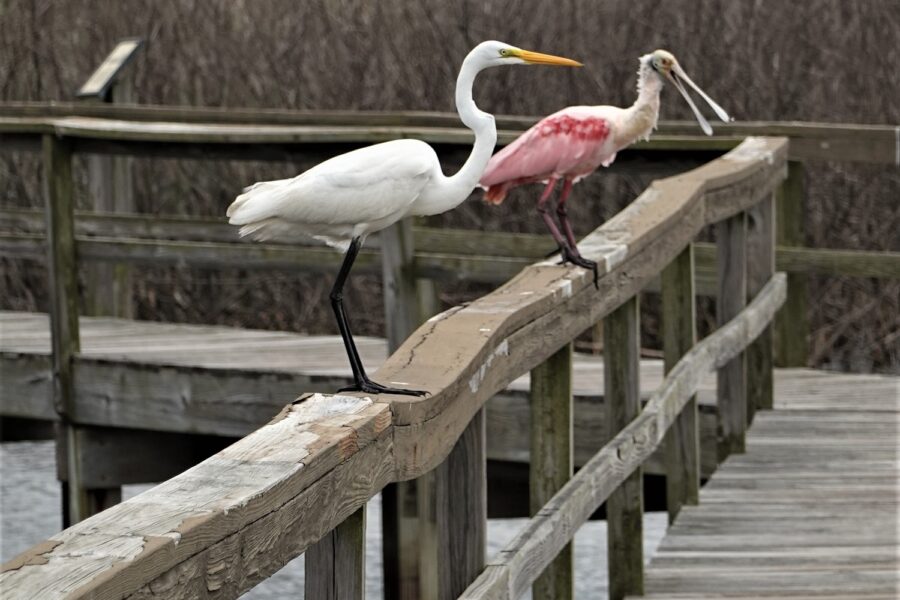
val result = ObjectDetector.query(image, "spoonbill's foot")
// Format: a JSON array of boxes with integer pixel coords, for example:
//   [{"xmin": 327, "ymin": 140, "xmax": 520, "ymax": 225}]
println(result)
[
  {"xmin": 558, "ymin": 246, "xmax": 599, "ymax": 289},
  {"xmin": 338, "ymin": 378, "xmax": 428, "ymax": 397}
]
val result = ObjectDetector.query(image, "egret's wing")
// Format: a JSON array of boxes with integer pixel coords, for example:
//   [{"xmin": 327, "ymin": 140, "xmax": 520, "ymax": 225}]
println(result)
[{"xmin": 228, "ymin": 139, "xmax": 437, "ymax": 228}]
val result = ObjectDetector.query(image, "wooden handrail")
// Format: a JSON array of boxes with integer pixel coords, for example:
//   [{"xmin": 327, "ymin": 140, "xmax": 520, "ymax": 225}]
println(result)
[
  {"xmin": 0, "ymin": 137, "xmax": 788, "ymax": 598},
  {"xmin": 461, "ymin": 273, "xmax": 786, "ymax": 599},
  {"xmin": 0, "ymin": 102, "xmax": 896, "ymax": 165}
]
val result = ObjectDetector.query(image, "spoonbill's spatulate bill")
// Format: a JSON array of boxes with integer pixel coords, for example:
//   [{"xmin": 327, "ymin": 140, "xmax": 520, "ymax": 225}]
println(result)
[
  {"xmin": 227, "ymin": 41, "xmax": 582, "ymax": 397},
  {"xmin": 479, "ymin": 50, "xmax": 731, "ymax": 285}
]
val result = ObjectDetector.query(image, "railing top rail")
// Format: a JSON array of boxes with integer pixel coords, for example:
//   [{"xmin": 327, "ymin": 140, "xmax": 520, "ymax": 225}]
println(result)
[
  {"xmin": 0, "ymin": 114, "xmax": 737, "ymax": 156},
  {"xmin": 0, "ymin": 102, "xmax": 893, "ymax": 163},
  {"xmin": 0, "ymin": 137, "xmax": 788, "ymax": 599}
]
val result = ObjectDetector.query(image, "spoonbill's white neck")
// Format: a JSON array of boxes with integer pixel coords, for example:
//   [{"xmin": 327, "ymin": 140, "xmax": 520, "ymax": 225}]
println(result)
[{"xmin": 617, "ymin": 62, "xmax": 664, "ymax": 147}]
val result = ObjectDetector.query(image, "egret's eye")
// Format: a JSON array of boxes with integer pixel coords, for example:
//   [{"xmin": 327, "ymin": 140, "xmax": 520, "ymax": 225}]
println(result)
[{"xmin": 499, "ymin": 49, "xmax": 509, "ymax": 57}]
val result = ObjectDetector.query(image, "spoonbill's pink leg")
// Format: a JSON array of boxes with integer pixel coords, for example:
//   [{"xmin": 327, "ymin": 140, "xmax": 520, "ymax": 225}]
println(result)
[{"xmin": 537, "ymin": 176, "xmax": 598, "ymax": 287}]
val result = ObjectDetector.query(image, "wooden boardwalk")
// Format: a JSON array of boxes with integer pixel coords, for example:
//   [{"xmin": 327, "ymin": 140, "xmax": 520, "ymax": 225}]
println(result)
[{"xmin": 634, "ymin": 370, "xmax": 900, "ymax": 600}]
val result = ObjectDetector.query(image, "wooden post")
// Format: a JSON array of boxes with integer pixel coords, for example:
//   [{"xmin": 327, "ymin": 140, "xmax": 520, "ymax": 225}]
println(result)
[
  {"xmin": 604, "ymin": 296, "xmax": 643, "ymax": 600},
  {"xmin": 381, "ymin": 479, "xmax": 421, "ymax": 599},
  {"xmin": 43, "ymin": 134, "xmax": 91, "ymax": 525},
  {"xmin": 380, "ymin": 217, "xmax": 441, "ymax": 599},
  {"xmin": 746, "ymin": 194, "xmax": 776, "ymax": 417},
  {"xmin": 530, "ymin": 342, "xmax": 574, "ymax": 600},
  {"xmin": 305, "ymin": 505, "xmax": 366, "ymax": 599},
  {"xmin": 774, "ymin": 161, "xmax": 808, "ymax": 367},
  {"xmin": 381, "ymin": 217, "xmax": 447, "ymax": 599},
  {"xmin": 716, "ymin": 213, "xmax": 748, "ymax": 460},
  {"xmin": 78, "ymin": 40, "xmax": 142, "ymax": 319},
  {"xmin": 381, "ymin": 218, "xmax": 419, "ymax": 351},
  {"xmin": 661, "ymin": 244, "xmax": 699, "ymax": 524},
  {"xmin": 419, "ymin": 409, "xmax": 487, "ymax": 599}
]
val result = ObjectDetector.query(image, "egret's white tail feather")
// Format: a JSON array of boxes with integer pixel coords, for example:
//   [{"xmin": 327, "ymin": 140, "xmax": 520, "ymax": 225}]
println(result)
[{"xmin": 227, "ymin": 178, "xmax": 294, "ymax": 224}]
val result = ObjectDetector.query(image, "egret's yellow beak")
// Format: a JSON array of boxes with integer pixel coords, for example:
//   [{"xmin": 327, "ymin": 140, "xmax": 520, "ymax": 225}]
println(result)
[{"xmin": 513, "ymin": 49, "xmax": 582, "ymax": 67}]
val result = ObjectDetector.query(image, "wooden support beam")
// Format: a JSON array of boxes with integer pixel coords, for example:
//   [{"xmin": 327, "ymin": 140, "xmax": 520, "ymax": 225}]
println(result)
[
  {"xmin": 604, "ymin": 296, "xmax": 644, "ymax": 600},
  {"xmin": 661, "ymin": 244, "xmax": 700, "ymax": 524},
  {"xmin": 305, "ymin": 505, "xmax": 366, "ymax": 600},
  {"xmin": 380, "ymin": 217, "xmax": 433, "ymax": 600},
  {"xmin": 419, "ymin": 408, "xmax": 487, "ymax": 600},
  {"xmin": 774, "ymin": 161, "xmax": 809, "ymax": 366},
  {"xmin": 42, "ymin": 134, "xmax": 91, "ymax": 526},
  {"xmin": 716, "ymin": 212, "xmax": 748, "ymax": 460},
  {"xmin": 746, "ymin": 194, "xmax": 776, "ymax": 416},
  {"xmin": 529, "ymin": 342, "xmax": 574, "ymax": 600}
]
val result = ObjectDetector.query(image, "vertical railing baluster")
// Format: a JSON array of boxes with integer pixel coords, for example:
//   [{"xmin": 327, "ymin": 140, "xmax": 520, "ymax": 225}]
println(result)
[
  {"xmin": 661, "ymin": 244, "xmax": 700, "ymax": 523},
  {"xmin": 774, "ymin": 161, "xmax": 808, "ymax": 367},
  {"xmin": 604, "ymin": 295, "xmax": 643, "ymax": 600},
  {"xmin": 716, "ymin": 212, "xmax": 748, "ymax": 460},
  {"xmin": 530, "ymin": 342, "xmax": 574, "ymax": 599},
  {"xmin": 747, "ymin": 194, "xmax": 776, "ymax": 417},
  {"xmin": 305, "ymin": 505, "xmax": 367, "ymax": 599}
]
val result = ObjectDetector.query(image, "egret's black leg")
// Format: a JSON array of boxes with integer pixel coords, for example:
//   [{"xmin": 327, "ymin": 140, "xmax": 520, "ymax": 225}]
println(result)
[
  {"xmin": 555, "ymin": 179, "xmax": 598, "ymax": 288},
  {"xmin": 330, "ymin": 237, "xmax": 427, "ymax": 397}
]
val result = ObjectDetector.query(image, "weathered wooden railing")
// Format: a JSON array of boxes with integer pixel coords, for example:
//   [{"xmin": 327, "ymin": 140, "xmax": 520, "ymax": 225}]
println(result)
[{"xmin": 2, "ymin": 136, "xmax": 788, "ymax": 598}]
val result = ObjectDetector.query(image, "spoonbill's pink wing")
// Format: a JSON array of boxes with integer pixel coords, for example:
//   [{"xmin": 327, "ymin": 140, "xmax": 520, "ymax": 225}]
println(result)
[{"xmin": 480, "ymin": 108, "xmax": 612, "ymax": 204}]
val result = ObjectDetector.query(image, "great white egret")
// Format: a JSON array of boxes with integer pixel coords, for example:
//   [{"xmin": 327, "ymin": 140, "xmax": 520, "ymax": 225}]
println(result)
[
  {"xmin": 479, "ymin": 49, "xmax": 730, "ymax": 284},
  {"xmin": 227, "ymin": 41, "xmax": 582, "ymax": 396}
]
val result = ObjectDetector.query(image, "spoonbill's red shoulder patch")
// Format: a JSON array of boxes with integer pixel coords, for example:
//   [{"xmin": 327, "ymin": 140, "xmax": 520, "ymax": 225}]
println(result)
[{"xmin": 539, "ymin": 114, "xmax": 610, "ymax": 141}]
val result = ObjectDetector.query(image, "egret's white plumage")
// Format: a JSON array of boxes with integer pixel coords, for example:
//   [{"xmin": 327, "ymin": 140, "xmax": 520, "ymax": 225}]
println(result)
[
  {"xmin": 227, "ymin": 40, "xmax": 581, "ymax": 396},
  {"xmin": 228, "ymin": 139, "xmax": 438, "ymax": 249}
]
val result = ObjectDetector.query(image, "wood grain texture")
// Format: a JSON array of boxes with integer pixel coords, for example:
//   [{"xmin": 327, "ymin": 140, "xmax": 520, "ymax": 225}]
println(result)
[
  {"xmin": 637, "ymin": 369, "xmax": 899, "ymax": 600},
  {"xmin": 42, "ymin": 133, "xmax": 91, "ymax": 525},
  {"xmin": 716, "ymin": 212, "xmax": 748, "ymax": 460},
  {"xmin": 461, "ymin": 276, "xmax": 788, "ymax": 600},
  {"xmin": 604, "ymin": 296, "xmax": 644, "ymax": 600},
  {"xmin": 305, "ymin": 505, "xmax": 366, "ymax": 600},
  {"xmin": 774, "ymin": 160, "xmax": 809, "ymax": 367},
  {"xmin": 419, "ymin": 409, "xmax": 487, "ymax": 600},
  {"xmin": 1, "ymin": 393, "xmax": 393, "ymax": 600},
  {"xmin": 745, "ymin": 194, "xmax": 775, "ymax": 415},
  {"xmin": 661, "ymin": 245, "xmax": 700, "ymax": 524},
  {"xmin": 529, "ymin": 343, "xmax": 574, "ymax": 600}
]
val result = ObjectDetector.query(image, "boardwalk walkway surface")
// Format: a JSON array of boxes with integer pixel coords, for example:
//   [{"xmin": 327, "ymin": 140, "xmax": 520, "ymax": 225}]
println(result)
[{"xmin": 634, "ymin": 370, "xmax": 900, "ymax": 600}]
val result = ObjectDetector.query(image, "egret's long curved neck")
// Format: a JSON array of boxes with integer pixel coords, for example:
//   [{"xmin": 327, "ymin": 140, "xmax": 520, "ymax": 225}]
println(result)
[
  {"xmin": 616, "ymin": 62, "xmax": 663, "ymax": 147},
  {"xmin": 449, "ymin": 55, "xmax": 498, "ymax": 189},
  {"xmin": 414, "ymin": 53, "xmax": 497, "ymax": 216}
]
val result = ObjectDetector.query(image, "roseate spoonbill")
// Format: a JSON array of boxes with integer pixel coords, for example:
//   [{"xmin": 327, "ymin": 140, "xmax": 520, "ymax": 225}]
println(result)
[
  {"xmin": 227, "ymin": 41, "xmax": 582, "ymax": 396},
  {"xmin": 480, "ymin": 49, "xmax": 730, "ymax": 283}
]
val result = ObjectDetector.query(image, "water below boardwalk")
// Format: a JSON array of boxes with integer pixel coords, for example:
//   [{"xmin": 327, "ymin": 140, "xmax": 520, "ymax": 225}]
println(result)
[{"xmin": 1, "ymin": 440, "xmax": 667, "ymax": 598}]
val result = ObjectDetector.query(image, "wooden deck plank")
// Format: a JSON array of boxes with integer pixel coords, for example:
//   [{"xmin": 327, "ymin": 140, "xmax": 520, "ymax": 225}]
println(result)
[{"xmin": 642, "ymin": 368, "xmax": 899, "ymax": 599}]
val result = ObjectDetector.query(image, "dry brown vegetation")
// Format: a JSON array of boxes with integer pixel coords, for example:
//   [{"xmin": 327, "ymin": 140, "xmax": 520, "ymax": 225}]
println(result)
[{"xmin": 1, "ymin": 0, "xmax": 898, "ymax": 372}]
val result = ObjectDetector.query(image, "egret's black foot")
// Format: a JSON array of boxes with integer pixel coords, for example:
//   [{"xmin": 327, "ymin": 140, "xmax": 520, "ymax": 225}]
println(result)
[
  {"xmin": 558, "ymin": 246, "xmax": 599, "ymax": 289},
  {"xmin": 338, "ymin": 378, "xmax": 428, "ymax": 397}
]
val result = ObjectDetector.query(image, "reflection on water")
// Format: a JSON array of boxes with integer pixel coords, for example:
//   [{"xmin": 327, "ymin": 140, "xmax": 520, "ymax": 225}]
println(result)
[{"xmin": 1, "ymin": 441, "xmax": 667, "ymax": 599}]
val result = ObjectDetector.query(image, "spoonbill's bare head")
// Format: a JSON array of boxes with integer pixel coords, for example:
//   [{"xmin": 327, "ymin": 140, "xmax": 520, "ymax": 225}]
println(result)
[{"xmin": 642, "ymin": 49, "xmax": 732, "ymax": 135}]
